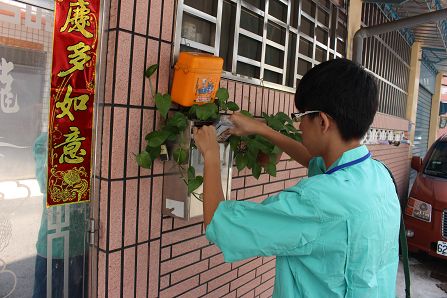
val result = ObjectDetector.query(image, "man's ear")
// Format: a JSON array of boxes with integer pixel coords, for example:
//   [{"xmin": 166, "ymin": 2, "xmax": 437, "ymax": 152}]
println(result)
[{"xmin": 319, "ymin": 112, "xmax": 331, "ymax": 133}]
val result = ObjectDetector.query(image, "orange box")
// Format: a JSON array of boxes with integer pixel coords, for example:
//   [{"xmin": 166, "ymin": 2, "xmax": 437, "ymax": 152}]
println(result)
[{"xmin": 171, "ymin": 52, "xmax": 223, "ymax": 107}]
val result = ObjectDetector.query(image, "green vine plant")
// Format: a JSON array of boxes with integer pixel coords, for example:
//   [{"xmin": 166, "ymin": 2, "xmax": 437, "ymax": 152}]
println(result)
[{"xmin": 136, "ymin": 64, "xmax": 302, "ymax": 194}]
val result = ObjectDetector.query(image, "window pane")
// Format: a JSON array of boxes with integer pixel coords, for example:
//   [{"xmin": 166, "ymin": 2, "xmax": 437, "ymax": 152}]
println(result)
[
  {"xmin": 297, "ymin": 58, "xmax": 311, "ymax": 76},
  {"xmin": 337, "ymin": 39, "xmax": 345, "ymax": 56},
  {"xmin": 182, "ymin": 13, "xmax": 215, "ymax": 46},
  {"xmin": 265, "ymin": 45, "xmax": 284, "ymax": 68},
  {"xmin": 184, "ymin": 0, "xmax": 218, "ymax": 17},
  {"xmin": 220, "ymin": 0, "xmax": 237, "ymax": 71},
  {"xmin": 269, "ymin": 0, "xmax": 287, "ymax": 22},
  {"xmin": 244, "ymin": 0, "xmax": 265, "ymax": 10},
  {"xmin": 238, "ymin": 35, "xmax": 262, "ymax": 61},
  {"xmin": 240, "ymin": 7, "xmax": 263, "ymax": 36},
  {"xmin": 317, "ymin": 7, "xmax": 329, "ymax": 26},
  {"xmin": 300, "ymin": 17, "xmax": 314, "ymax": 37},
  {"xmin": 301, "ymin": 0, "xmax": 316, "ymax": 16},
  {"xmin": 315, "ymin": 26, "xmax": 328, "ymax": 44},
  {"xmin": 315, "ymin": 46, "xmax": 326, "ymax": 62},
  {"xmin": 237, "ymin": 61, "xmax": 260, "ymax": 78},
  {"xmin": 267, "ymin": 21, "xmax": 286, "ymax": 45},
  {"xmin": 286, "ymin": 33, "xmax": 297, "ymax": 87},
  {"xmin": 264, "ymin": 69, "xmax": 282, "ymax": 84},
  {"xmin": 299, "ymin": 38, "xmax": 313, "ymax": 57}
]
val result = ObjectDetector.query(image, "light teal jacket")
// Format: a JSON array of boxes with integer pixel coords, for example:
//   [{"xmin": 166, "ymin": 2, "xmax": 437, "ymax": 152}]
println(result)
[{"xmin": 206, "ymin": 145, "xmax": 401, "ymax": 297}]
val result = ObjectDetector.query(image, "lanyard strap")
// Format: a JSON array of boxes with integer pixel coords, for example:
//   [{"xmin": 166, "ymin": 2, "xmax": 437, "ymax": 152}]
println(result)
[{"xmin": 325, "ymin": 152, "xmax": 371, "ymax": 175}]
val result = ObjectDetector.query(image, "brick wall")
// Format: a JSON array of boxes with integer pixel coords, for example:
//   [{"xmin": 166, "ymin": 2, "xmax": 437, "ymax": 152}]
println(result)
[{"xmin": 95, "ymin": 0, "xmax": 412, "ymax": 297}]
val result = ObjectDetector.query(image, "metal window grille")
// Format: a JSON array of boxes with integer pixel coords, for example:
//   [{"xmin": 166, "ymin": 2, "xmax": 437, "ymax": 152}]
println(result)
[
  {"xmin": 174, "ymin": 0, "xmax": 347, "ymax": 93},
  {"xmin": 361, "ymin": 3, "xmax": 411, "ymax": 118}
]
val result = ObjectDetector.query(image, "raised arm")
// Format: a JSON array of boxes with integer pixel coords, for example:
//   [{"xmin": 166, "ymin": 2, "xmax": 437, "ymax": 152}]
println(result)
[{"xmin": 229, "ymin": 113, "xmax": 312, "ymax": 168}]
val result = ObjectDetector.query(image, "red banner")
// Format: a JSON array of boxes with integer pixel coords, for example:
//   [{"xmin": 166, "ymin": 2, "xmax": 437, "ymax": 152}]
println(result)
[{"xmin": 47, "ymin": 0, "xmax": 100, "ymax": 207}]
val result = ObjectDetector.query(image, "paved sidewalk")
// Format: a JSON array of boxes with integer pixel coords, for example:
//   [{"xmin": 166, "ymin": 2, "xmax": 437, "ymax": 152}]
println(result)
[{"xmin": 396, "ymin": 255, "xmax": 447, "ymax": 298}]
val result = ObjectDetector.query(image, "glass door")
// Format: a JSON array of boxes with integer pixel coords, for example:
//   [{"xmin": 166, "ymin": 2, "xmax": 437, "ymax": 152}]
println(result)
[{"xmin": 0, "ymin": 1, "xmax": 90, "ymax": 297}]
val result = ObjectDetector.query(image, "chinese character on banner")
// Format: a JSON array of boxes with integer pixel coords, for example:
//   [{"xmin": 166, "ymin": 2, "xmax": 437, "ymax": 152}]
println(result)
[{"xmin": 47, "ymin": 0, "xmax": 100, "ymax": 207}]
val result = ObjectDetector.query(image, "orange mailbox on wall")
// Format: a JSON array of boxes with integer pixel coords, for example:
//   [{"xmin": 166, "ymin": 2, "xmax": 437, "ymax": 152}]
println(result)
[{"xmin": 171, "ymin": 52, "xmax": 223, "ymax": 107}]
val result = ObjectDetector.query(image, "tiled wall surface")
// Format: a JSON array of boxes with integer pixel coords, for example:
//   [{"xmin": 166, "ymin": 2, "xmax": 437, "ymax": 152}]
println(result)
[{"xmin": 96, "ymin": 0, "xmax": 412, "ymax": 297}]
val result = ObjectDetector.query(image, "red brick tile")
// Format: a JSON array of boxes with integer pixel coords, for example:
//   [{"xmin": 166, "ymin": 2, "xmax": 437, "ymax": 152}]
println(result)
[
  {"xmin": 269, "ymin": 170, "xmax": 290, "ymax": 182},
  {"xmin": 207, "ymin": 269, "xmax": 238, "ymax": 291},
  {"xmin": 173, "ymin": 216, "xmax": 204, "ymax": 229},
  {"xmin": 148, "ymin": 0, "xmax": 161, "ymax": 38},
  {"xmin": 255, "ymin": 277, "xmax": 275, "ymax": 297},
  {"xmin": 136, "ymin": 244, "xmax": 149, "ymax": 298},
  {"xmin": 161, "ymin": 0, "xmax": 174, "ymax": 41},
  {"xmin": 104, "ymin": 34, "xmax": 116, "ymax": 104},
  {"xmin": 160, "ymin": 275, "xmax": 170, "ymax": 290},
  {"xmin": 200, "ymin": 262, "xmax": 232, "ymax": 283},
  {"xmin": 249, "ymin": 85, "xmax": 257, "ymax": 115},
  {"xmin": 242, "ymin": 84, "xmax": 250, "ymax": 111},
  {"xmin": 144, "ymin": 40, "xmax": 159, "ymax": 107},
  {"xmin": 245, "ymin": 174, "xmax": 269, "ymax": 186},
  {"xmin": 161, "ymin": 250, "xmax": 201, "ymax": 275},
  {"xmin": 235, "ymin": 82, "xmax": 243, "ymax": 109},
  {"xmin": 134, "ymin": 0, "xmax": 149, "ymax": 35},
  {"xmin": 111, "ymin": 108, "xmax": 127, "ymax": 178},
  {"xmin": 159, "ymin": 276, "xmax": 199, "ymax": 298},
  {"xmin": 261, "ymin": 268, "xmax": 276, "ymax": 283},
  {"xmin": 148, "ymin": 240, "xmax": 160, "ymax": 297},
  {"xmin": 231, "ymin": 177, "xmax": 245, "ymax": 189},
  {"xmin": 240, "ymin": 289, "xmax": 255, "ymax": 298},
  {"xmin": 138, "ymin": 178, "xmax": 151, "ymax": 242},
  {"xmin": 158, "ymin": 43, "xmax": 171, "ymax": 94},
  {"xmin": 203, "ymin": 284, "xmax": 230, "ymax": 298},
  {"xmin": 263, "ymin": 181, "xmax": 285, "ymax": 194},
  {"xmin": 126, "ymin": 109, "xmax": 142, "ymax": 178},
  {"xmin": 209, "ymin": 253, "xmax": 225, "ymax": 268},
  {"xmin": 260, "ymin": 286, "xmax": 274, "ymax": 298},
  {"xmin": 162, "ymin": 218, "xmax": 173, "ymax": 232},
  {"xmin": 124, "ymin": 180, "xmax": 138, "ymax": 246},
  {"xmin": 161, "ymin": 247, "xmax": 171, "ymax": 261},
  {"xmin": 123, "ymin": 247, "xmax": 136, "ymax": 297},
  {"xmin": 256, "ymin": 259, "xmax": 276, "ymax": 276},
  {"xmin": 119, "ymin": 0, "xmax": 133, "ymax": 30},
  {"xmin": 109, "ymin": 0, "xmax": 118, "ymax": 29},
  {"xmin": 222, "ymin": 290, "xmax": 237, "ymax": 298},
  {"xmin": 242, "ymin": 185, "xmax": 263, "ymax": 199},
  {"xmin": 230, "ymin": 271, "xmax": 256, "ymax": 292},
  {"xmin": 150, "ymin": 176, "xmax": 163, "ymax": 239},
  {"xmin": 238, "ymin": 258, "xmax": 263, "ymax": 276},
  {"xmin": 290, "ymin": 167, "xmax": 307, "ymax": 178},
  {"xmin": 201, "ymin": 244, "xmax": 221, "ymax": 259},
  {"xmin": 130, "ymin": 37, "xmax": 146, "ymax": 106},
  {"xmin": 161, "ymin": 224, "xmax": 202, "ymax": 246},
  {"xmin": 108, "ymin": 252, "xmax": 121, "ymax": 297},
  {"xmin": 171, "ymin": 260, "xmax": 209, "ymax": 284},
  {"xmin": 99, "ymin": 181, "xmax": 108, "ymax": 250},
  {"xmin": 114, "ymin": 32, "xmax": 131, "ymax": 105},
  {"xmin": 178, "ymin": 284, "xmax": 207, "ymax": 298},
  {"xmin": 285, "ymin": 179, "xmax": 299, "ymax": 188},
  {"xmin": 109, "ymin": 181, "xmax": 123, "ymax": 250},
  {"xmin": 171, "ymin": 235, "xmax": 209, "ymax": 257},
  {"xmin": 97, "ymin": 252, "xmax": 106, "ymax": 298},
  {"xmin": 231, "ymin": 257, "xmax": 255, "ymax": 270}
]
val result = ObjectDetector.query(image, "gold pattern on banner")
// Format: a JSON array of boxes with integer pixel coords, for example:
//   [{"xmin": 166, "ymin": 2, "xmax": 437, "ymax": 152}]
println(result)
[
  {"xmin": 60, "ymin": 0, "xmax": 93, "ymax": 38},
  {"xmin": 56, "ymin": 84, "xmax": 89, "ymax": 121},
  {"xmin": 54, "ymin": 126, "xmax": 86, "ymax": 164},
  {"xmin": 48, "ymin": 167, "xmax": 89, "ymax": 203},
  {"xmin": 58, "ymin": 42, "xmax": 91, "ymax": 78}
]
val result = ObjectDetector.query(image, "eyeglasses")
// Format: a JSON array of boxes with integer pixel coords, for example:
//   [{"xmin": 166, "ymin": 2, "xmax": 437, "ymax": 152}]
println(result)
[{"xmin": 290, "ymin": 110, "xmax": 322, "ymax": 122}]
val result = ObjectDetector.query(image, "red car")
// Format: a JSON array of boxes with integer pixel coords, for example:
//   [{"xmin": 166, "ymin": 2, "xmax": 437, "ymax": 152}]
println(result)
[{"xmin": 404, "ymin": 134, "xmax": 447, "ymax": 259}]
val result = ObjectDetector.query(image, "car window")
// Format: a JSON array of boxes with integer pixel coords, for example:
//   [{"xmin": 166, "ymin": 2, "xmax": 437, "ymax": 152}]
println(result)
[{"xmin": 424, "ymin": 141, "xmax": 447, "ymax": 178}]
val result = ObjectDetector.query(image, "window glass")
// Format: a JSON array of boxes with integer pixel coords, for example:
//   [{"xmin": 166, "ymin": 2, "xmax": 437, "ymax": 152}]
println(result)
[
  {"xmin": 424, "ymin": 142, "xmax": 447, "ymax": 178},
  {"xmin": 182, "ymin": 13, "xmax": 215, "ymax": 46}
]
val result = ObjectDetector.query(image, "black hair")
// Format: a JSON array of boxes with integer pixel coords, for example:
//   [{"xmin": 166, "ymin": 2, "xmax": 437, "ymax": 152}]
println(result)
[{"xmin": 295, "ymin": 58, "xmax": 378, "ymax": 141}]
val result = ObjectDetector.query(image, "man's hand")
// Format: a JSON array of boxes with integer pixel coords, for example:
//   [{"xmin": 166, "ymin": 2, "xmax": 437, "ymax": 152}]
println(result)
[
  {"xmin": 229, "ymin": 112, "xmax": 267, "ymax": 136},
  {"xmin": 193, "ymin": 125, "xmax": 220, "ymax": 160}
]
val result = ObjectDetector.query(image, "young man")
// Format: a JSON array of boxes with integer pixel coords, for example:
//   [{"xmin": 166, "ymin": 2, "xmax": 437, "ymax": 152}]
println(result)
[{"xmin": 193, "ymin": 58, "xmax": 401, "ymax": 297}]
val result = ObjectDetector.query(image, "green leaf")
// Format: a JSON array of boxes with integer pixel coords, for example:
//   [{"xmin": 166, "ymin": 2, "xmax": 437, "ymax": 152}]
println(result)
[
  {"xmin": 235, "ymin": 154, "xmax": 248, "ymax": 171},
  {"xmin": 229, "ymin": 135, "xmax": 240, "ymax": 151},
  {"xmin": 188, "ymin": 176, "xmax": 203, "ymax": 194},
  {"xmin": 266, "ymin": 117, "xmax": 284, "ymax": 131},
  {"xmin": 187, "ymin": 166, "xmax": 195, "ymax": 180},
  {"xmin": 173, "ymin": 147, "xmax": 188, "ymax": 164},
  {"xmin": 252, "ymin": 163, "xmax": 262, "ymax": 179},
  {"xmin": 136, "ymin": 151, "xmax": 152, "ymax": 168},
  {"xmin": 145, "ymin": 130, "xmax": 170, "ymax": 147},
  {"xmin": 240, "ymin": 110, "xmax": 253, "ymax": 118},
  {"xmin": 265, "ymin": 162, "xmax": 277, "ymax": 177},
  {"xmin": 226, "ymin": 102, "xmax": 240, "ymax": 111},
  {"xmin": 196, "ymin": 103, "xmax": 218, "ymax": 120},
  {"xmin": 146, "ymin": 145, "xmax": 161, "ymax": 160},
  {"xmin": 155, "ymin": 93, "xmax": 172, "ymax": 119},
  {"xmin": 163, "ymin": 126, "xmax": 180, "ymax": 141},
  {"xmin": 215, "ymin": 88, "xmax": 229, "ymax": 101},
  {"xmin": 145, "ymin": 64, "xmax": 158, "ymax": 78},
  {"xmin": 274, "ymin": 112, "xmax": 293, "ymax": 125},
  {"xmin": 272, "ymin": 145, "xmax": 282, "ymax": 155},
  {"xmin": 167, "ymin": 112, "xmax": 188, "ymax": 131},
  {"xmin": 188, "ymin": 105, "xmax": 198, "ymax": 118},
  {"xmin": 217, "ymin": 97, "xmax": 227, "ymax": 110}
]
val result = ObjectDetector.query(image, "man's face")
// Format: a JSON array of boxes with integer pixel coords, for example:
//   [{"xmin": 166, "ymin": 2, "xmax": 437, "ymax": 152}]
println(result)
[{"xmin": 298, "ymin": 113, "xmax": 322, "ymax": 156}]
